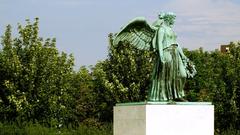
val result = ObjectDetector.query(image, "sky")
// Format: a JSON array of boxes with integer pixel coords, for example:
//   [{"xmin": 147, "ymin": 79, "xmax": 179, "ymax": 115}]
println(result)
[{"xmin": 1, "ymin": 0, "xmax": 240, "ymax": 69}]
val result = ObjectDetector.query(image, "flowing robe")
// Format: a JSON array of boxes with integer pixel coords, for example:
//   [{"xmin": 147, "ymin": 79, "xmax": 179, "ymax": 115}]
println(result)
[{"xmin": 148, "ymin": 25, "xmax": 187, "ymax": 101}]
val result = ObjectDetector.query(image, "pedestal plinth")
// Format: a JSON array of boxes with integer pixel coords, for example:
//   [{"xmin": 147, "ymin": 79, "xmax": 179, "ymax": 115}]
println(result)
[{"xmin": 114, "ymin": 102, "xmax": 214, "ymax": 135}]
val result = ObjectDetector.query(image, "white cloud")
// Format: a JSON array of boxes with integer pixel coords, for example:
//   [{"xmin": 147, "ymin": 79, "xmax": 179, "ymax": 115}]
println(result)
[{"xmin": 164, "ymin": 0, "xmax": 240, "ymax": 50}]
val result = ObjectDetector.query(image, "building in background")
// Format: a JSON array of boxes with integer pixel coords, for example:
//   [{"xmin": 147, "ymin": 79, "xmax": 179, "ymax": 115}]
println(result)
[
  {"xmin": 220, "ymin": 41, "xmax": 240, "ymax": 53},
  {"xmin": 220, "ymin": 45, "xmax": 230, "ymax": 53}
]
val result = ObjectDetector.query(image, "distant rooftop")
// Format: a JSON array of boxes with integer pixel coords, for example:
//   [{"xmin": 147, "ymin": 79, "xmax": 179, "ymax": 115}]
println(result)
[{"xmin": 220, "ymin": 41, "xmax": 240, "ymax": 53}]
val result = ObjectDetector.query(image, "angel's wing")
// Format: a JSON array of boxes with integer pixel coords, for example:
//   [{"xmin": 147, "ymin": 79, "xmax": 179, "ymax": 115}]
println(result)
[{"xmin": 113, "ymin": 17, "xmax": 156, "ymax": 51}]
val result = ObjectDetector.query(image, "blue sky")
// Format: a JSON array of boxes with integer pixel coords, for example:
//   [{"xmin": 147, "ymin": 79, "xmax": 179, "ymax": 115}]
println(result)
[{"xmin": 1, "ymin": 0, "xmax": 240, "ymax": 68}]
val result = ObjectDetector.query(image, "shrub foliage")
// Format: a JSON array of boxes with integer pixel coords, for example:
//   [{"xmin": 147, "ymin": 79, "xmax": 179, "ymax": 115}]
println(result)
[{"xmin": 0, "ymin": 19, "xmax": 239, "ymax": 134}]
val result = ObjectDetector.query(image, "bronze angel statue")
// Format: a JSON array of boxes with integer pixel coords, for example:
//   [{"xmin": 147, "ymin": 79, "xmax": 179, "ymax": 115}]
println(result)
[{"xmin": 113, "ymin": 12, "xmax": 196, "ymax": 102}]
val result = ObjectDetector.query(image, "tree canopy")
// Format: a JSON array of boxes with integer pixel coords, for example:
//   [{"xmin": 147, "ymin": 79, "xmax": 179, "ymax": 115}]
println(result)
[{"xmin": 0, "ymin": 19, "xmax": 239, "ymax": 133}]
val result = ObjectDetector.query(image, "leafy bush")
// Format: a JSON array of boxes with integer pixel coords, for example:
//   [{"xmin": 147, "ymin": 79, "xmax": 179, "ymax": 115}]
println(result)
[
  {"xmin": 0, "ymin": 18, "xmax": 76, "ymax": 126},
  {"xmin": 0, "ymin": 19, "xmax": 240, "ymax": 134}
]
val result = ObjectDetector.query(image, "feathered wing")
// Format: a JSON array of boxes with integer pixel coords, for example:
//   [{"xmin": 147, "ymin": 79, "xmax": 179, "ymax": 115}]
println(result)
[{"xmin": 113, "ymin": 17, "xmax": 156, "ymax": 51}]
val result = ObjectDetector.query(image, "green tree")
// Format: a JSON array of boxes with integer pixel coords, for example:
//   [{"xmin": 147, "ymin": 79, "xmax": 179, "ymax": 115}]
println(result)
[
  {"xmin": 71, "ymin": 66, "xmax": 101, "ymax": 126},
  {"xmin": 0, "ymin": 18, "xmax": 75, "ymax": 126},
  {"xmin": 92, "ymin": 33, "xmax": 153, "ymax": 121},
  {"xmin": 184, "ymin": 44, "xmax": 240, "ymax": 132}
]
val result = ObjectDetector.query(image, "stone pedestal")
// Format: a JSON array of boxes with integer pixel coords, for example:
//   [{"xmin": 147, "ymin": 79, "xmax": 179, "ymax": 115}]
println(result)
[{"xmin": 114, "ymin": 102, "xmax": 214, "ymax": 135}]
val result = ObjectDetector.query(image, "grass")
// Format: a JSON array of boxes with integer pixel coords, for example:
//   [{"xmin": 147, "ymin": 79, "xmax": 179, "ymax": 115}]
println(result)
[
  {"xmin": 0, "ymin": 122, "xmax": 112, "ymax": 135},
  {"xmin": 1, "ymin": 122, "xmax": 240, "ymax": 135}
]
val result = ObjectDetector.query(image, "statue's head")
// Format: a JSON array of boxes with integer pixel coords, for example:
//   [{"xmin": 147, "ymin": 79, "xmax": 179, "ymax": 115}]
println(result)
[{"xmin": 158, "ymin": 12, "xmax": 176, "ymax": 26}]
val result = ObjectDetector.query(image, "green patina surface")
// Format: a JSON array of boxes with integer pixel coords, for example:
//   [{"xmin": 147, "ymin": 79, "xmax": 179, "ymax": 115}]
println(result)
[
  {"xmin": 113, "ymin": 12, "xmax": 197, "ymax": 102},
  {"xmin": 116, "ymin": 102, "xmax": 212, "ymax": 106}
]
